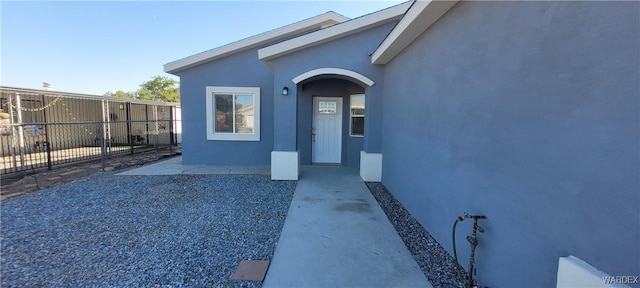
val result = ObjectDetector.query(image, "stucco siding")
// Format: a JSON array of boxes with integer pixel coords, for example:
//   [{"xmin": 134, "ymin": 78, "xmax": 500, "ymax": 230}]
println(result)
[
  {"xmin": 177, "ymin": 49, "xmax": 274, "ymax": 165},
  {"xmin": 271, "ymin": 22, "xmax": 394, "ymax": 154},
  {"xmin": 381, "ymin": 1, "xmax": 639, "ymax": 287}
]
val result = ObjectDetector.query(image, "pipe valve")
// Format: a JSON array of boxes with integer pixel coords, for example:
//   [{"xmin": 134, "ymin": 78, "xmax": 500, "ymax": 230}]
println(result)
[
  {"xmin": 457, "ymin": 213, "xmax": 486, "ymax": 222},
  {"xmin": 453, "ymin": 212, "xmax": 487, "ymax": 288}
]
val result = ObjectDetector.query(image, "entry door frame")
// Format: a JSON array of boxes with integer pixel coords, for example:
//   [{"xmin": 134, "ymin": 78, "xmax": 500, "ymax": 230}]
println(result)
[{"xmin": 312, "ymin": 96, "xmax": 343, "ymax": 164}]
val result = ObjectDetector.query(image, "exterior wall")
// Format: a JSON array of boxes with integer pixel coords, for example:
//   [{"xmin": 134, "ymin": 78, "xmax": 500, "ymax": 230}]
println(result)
[
  {"xmin": 177, "ymin": 49, "xmax": 274, "ymax": 165},
  {"xmin": 270, "ymin": 22, "xmax": 394, "ymax": 154},
  {"xmin": 381, "ymin": 1, "xmax": 639, "ymax": 287},
  {"xmin": 297, "ymin": 78, "xmax": 364, "ymax": 168}
]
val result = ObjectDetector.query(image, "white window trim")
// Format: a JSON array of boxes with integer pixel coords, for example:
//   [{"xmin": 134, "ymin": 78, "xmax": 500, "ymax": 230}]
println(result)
[
  {"xmin": 205, "ymin": 86, "xmax": 260, "ymax": 141},
  {"xmin": 350, "ymin": 94, "xmax": 365, "ymax": 137}
]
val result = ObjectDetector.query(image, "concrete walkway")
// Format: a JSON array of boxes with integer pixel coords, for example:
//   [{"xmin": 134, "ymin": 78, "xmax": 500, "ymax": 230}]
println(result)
[
  {"xmin": 116, "ymin": 157, "xmax": 270, "ymax": 176},
  {"xmin": 119, "ymin": 159, "xmax": 431, "ymax": 287},
  {"xmin": 263, "ymin": 165, "xmax": 431, "ymax": 288}
]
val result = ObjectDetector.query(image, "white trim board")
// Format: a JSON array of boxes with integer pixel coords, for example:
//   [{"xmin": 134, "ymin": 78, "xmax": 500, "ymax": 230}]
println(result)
[
  {"xmin": 165, "ymin": 12, "xmax": 349, "ymax": 74},
  {"xmin": 360, "ymin": 151, "xmax": 382, "ymax": 182},
  {"xmin": 271, "ymin": 151, "xmax": 300, "ymax": 180},
  {"xmin": 258, "ymin": 2, "xmax": 411, "ymax": 61},
  {"xmin": 371, "ymin": 0, "xmax": 458, "ymax": 65},
  {"xmin": 292, "ymin": 68, "xmax": 375, "ymax": 87}
]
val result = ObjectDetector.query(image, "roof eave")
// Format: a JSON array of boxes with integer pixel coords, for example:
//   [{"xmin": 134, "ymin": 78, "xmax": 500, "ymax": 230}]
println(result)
[
  {"xmin": 164, "ymin": 12, "xmax": 349, "ymax": 74},
  {"xmin": 257, "ymin": 1, "xmax": 412, "ymax": 62},
  {"xmin": 371, "ymin": 0, "xmax": 458, "ymax": 65}
]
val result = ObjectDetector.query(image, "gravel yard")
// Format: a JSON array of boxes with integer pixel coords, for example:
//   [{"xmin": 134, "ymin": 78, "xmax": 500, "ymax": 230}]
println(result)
[
  {"xmin": 366, "ymin": 183, "xmax": 470, "ymax": 288},
  {"xmin": 1, "ymin": 173, "xmax": 296, "ymax": 287},
  {"xmin": 2, "ymin": 164, "xmax": 474, "ymax": 288}
]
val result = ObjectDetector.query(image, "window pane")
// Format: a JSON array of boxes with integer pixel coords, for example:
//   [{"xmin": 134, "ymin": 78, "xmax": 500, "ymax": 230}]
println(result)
[
  {"xmin": 206, "ymin": 86, "xmax": 260, "ymax": 141},
  {"xmin": 319, "ymin": 101, "xmax": 337, "ymax": 114},
  {"xmin": 215, "ymin": 94, "xmax": 233, "ymax": 132},
  {"xmin": 351, "ymin": 117, "xmax": 364, "ymax": 136},
  {"xmin": 351, "ymin": 95, "xmax": 364, "ymax": 109},
  {"xmin": 234, "ymin": 94, "xmax": 254, "ymax": 134},
  {"xmin": 351, "ymin": 95, "xmax": 364, "ymax": 115},
  {"xmin": 350, "ymin": 95, "xmax": 365, "ymax": 136}
]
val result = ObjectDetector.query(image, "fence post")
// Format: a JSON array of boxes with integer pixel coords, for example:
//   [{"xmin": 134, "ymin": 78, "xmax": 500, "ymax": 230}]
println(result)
[
  {"xmin": 7, "ymin": 96, "xmax": 18, "ymax": 171},
  {"xmin": 99, "ymin": 121, "xmax": 106, "ymax": 172},
  {"xmin": 14, "ymin": 93, "xmax": 26, "ymax": 170},
  {"xmin": 102, "ymin": 99, "xmax": 111, "ymax": 155},
  {"xmin": 100, "ymin": 100, "xmax": 107, "ymax": 171},
  {"xmin": 169, "ymin": 106, "xmax": 174, "ymax": 156},
  {"xmin": 45, "ymin": 130, "xmax": 52, "ymax": 170},
  {"xmin": 145, "ymin": 104, "xmax": 150, "ymax": 146},
  {"xmin": 126, "ymin": 102, "xmax": 133, "ymax": 154},
  {"xmin": 41, "ymin": 95, "xmax": 52, "ymax": 170}
]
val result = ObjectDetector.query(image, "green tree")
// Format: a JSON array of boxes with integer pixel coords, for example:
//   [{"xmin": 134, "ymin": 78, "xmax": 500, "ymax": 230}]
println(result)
[
  {"xmin": 104, "ymin": 90, "xmax": 134, "ymax": 98},
  {"xmin": 137, "ymin": 76, "xmax": 180, "ymax": 102}
]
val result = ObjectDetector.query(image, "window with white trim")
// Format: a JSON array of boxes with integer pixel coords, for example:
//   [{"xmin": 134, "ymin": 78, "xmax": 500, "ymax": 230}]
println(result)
[
  {"xmin": 205, "ymin": 86, "xmax": 260, "ymax": 141},
  {"xmin": 350, "ymin": 94, "xmax": 365, "ymax": 137}
]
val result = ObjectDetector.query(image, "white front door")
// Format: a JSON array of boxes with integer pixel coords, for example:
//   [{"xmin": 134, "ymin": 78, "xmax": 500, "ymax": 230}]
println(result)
[{"xmin": 312, "ymin": 97, "xmax": 342, "ymax": 164}]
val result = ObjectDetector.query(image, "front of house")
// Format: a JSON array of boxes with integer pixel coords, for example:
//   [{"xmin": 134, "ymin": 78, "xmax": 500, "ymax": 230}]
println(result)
[
  {"xmin": 165, "ymin": 4, "xmax": 408, "ymax": 181},
  {"xmin": 166, "ymin": 1, "xmax": 639, "ymax": 287}
]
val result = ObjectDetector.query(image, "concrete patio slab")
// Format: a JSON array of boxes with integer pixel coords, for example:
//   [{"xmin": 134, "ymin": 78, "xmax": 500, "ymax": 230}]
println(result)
[
  {"xmin": 116, "ymin": 156, "xmax": 270, "ymax": 176},
  {"xmin": 263, "ymin": 165, "xmax": 432, "ymax": 288}
]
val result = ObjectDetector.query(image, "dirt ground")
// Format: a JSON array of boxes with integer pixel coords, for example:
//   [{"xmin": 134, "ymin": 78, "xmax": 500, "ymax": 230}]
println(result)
[{"xmin": 0, "ymin": 146, "xmax": 181, "ymax": 201}]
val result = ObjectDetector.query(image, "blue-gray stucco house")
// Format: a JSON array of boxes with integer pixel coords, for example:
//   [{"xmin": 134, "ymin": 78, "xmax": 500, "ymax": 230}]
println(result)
[{"xmin": 165, "ymin": 1, "xmax": 639, "ymax": 287}]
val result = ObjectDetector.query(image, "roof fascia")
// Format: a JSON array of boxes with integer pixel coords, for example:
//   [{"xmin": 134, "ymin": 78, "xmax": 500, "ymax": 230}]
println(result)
[
  {"xmin": 371, "ymin": 0, "xmax": 458, "ymax": 65},
  {"xmin": 164, "ymin": 12, "xmax": 349, "ymax": 74},
  {"xmin": 257, "ymin": 2, "xmax": 412, "ymax": 62}
]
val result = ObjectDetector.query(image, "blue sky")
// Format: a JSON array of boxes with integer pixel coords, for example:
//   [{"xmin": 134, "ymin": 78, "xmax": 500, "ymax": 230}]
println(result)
[{"xmin": 1, "ymin": 1, "xmax": 405, "ymax": 95}]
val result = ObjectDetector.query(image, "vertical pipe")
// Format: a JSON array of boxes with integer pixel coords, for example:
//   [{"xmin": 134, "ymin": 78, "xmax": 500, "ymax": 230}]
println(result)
[
  {"xmin": 14, "ymin": 93, "xmax": 26, "ymax": 169},
  {"xmin": 153, "ymin": 105, "xmax": 158, "ymax": 146},
  {"xmin": 105, "ymin": 100, "xmax": 111, "ymax": 152},
  {"xmin": 41, "ymin": 94, "xmax": 52, "ymax": 170},
  {"xmin": 169, "ymin": 106, "xmax": 174, "ymax": 156},
  {"xmin": 8, "ymin": 95, "xmax": 18, "ymax": 171},
  {"xmin": 145, "ymin": 104, "xmax": 150, "ymax": 146},
  {"xmin": 66, "ymin": 99, "xmax": 72, "ymax": 161},
  {"xmin": 126, "ymin": 102, "xmax": 132, "ymax": 154},
  {"xmin": 100, "ymin": 100, "xmax": 107, "ymax": 170}
]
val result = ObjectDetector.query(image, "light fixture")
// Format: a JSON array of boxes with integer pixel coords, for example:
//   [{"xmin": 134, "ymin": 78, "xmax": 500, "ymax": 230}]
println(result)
[
  {"xmin": 282, "ymin": 86, "xmax": 289, "ymax": 96},
  {"xmin": 119, "ymin": 103, "xmax": 125, "ymax": 110}
]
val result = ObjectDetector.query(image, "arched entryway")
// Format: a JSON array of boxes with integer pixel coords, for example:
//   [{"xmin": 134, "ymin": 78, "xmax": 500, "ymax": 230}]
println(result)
[
  {"xmin": 292, "ymin": 68, "xmax": 375, "ymax": 87},
  {"xmin": 271, "ymin": 68, "xmax": 381, "ymax": 181},
  {"xmin": 292, "ymin": 68, "xmax": 373, "ymax": 168}
]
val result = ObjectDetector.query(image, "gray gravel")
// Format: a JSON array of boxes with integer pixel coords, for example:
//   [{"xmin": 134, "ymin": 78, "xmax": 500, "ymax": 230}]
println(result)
[
  {"xmin": 366, "ymin": 182, "xmax": 472, "ymax": 288},
  {"xmin": 1, "ymin": 173, "xmax": 296, "ymax": 287}
]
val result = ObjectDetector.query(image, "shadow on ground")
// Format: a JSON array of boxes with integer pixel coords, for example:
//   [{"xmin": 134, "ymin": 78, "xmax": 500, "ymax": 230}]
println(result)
[{"xmin": 1, "ymin": 147, "xmax": 181, "ymax": 201}]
